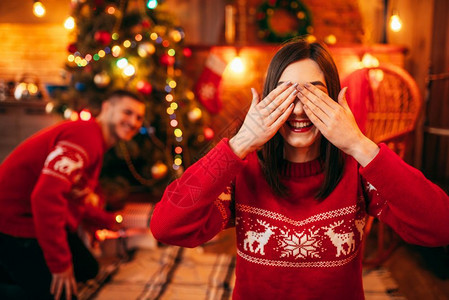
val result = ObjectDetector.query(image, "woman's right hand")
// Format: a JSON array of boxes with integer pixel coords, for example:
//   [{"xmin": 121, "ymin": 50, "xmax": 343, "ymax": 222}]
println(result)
[{"xmin": 229, "ymin": 81, "xmax": 298, "ymax": 159}]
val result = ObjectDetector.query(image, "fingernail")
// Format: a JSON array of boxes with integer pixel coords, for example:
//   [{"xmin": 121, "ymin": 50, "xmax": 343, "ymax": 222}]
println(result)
[
  {"xmin": 291, "ymin": 90, "xmax": 298, "ymax": 96},
  {"xmin": 304, "ymin": 82, "xmax": 311, "ymax": 87},
  {"xmin": 298, "ymin": 85, "xmax": 304, "ymax": 91},
  {"xmin": 284, "ymin": 80, "xmax": 291, "ymax": 85}
]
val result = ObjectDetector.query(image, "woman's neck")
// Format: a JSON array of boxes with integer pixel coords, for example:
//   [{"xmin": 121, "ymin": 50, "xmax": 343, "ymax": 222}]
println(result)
[{"xmin": 283, "ymin": 142, "xmax": 320, "ymax": 163}]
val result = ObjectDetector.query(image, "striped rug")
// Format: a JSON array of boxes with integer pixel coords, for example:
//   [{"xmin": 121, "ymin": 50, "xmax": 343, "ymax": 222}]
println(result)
[{"xmin": 79, "ymin": 246, "xmax": 405, "ymax": 300}]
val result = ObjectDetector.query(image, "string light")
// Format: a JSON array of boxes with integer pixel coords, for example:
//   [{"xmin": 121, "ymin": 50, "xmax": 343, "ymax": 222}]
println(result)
[
  {"xmin": 389, "ymin": 13, "xmax": 403, "ymax": 32},
  {"xmin": 123, "ymin": 64, "xmax": 135, "ymax": 76},
  {"xmin": 116, "ymin": 58, "xmax": 128, "ymax": 68},
  {"xmin": 147, "ymin": 0, "xmax": 158, "ymax": 9},
  {"xmin": 33, "ymin": 1, "xmax": 46, "ymax": 17},
  {"xmin": 64, "ymin": 16, "xmax": 75, "ymax": 30},
  {"xmin": 229, "ymin": 56, "xmax": 245, "ymax": 73},
  {"xmin": 79, "ymin": 109, "xmax": 92, "ymax": 121}
]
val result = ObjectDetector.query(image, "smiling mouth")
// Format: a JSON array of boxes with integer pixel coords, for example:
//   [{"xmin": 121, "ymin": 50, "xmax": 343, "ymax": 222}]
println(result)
[{"xmin": 287, "ymin": 120, "xmax": 313, "ymax": 130}]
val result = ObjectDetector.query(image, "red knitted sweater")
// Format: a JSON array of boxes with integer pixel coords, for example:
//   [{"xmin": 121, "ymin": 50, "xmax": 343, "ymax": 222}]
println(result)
[
  {"xmin": 0, "ymin": 119, "xmax": 115, "ymax": 273},
  {"xmin": 151, "ymin": 139, "xmax": 449, "ymax": 299}
]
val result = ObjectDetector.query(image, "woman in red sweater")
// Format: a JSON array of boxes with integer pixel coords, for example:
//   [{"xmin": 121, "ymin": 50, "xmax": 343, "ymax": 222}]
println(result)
[{"xmin": 150, "ymin": 39, "xmax": 449, "ymax": 299}]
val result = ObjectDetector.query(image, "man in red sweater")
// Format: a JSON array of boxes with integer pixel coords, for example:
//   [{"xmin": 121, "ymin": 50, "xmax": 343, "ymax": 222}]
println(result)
[{"xmin": 0, "ymin": 90, "xmax": 145, "ymax": 300}]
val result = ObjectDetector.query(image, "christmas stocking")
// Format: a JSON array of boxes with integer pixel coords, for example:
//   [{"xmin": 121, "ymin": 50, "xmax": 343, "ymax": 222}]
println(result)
[{"xmin": 194, "ymin": 53, "xmax": 226, "ymax": 114}]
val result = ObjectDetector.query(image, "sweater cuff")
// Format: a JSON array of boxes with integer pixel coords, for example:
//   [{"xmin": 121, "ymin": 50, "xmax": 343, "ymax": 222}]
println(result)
[{"xmin": 220, "ymin": 138, "xmax": 249, "ymax": 164}]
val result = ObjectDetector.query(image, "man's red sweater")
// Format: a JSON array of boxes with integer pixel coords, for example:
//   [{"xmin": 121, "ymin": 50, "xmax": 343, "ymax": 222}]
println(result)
[
  {"xmin": 0, "ymin": 119, "xmax": 115, "ymax": 273},
  {"xmin": 151, "ymin": 139, "xmax": 449, "ymax": 299}
]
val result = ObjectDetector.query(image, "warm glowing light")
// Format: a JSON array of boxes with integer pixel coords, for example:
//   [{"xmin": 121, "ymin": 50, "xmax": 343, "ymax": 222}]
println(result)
[
  {"xmin": 67, "ymin": 54, "xmax": 75, "ymax": 62},
  {"xmin": 71, "ymin": 113, "xmax": 78, "ymax": 121},
  {"xmin": 174, "ymin": 158, "xmax": 182, "ymax": 166},
  {"xmin": 112, "ymin": 33, "xmax": 119, "ymax": 40},
  {"xmin": 123, "ymin": 40, "xmax": 131, "ymax": 48},
  {"xmin": 166, "ymin": 107, "xmax": 175, "ymax": 115},
  {"xmin": 170, "ymin": 119, "xmax": 178, "ymax": 127},
  {"xmin": 150, "ymin": 33, "xmax": 158, "ymax": 40},
  {"xmin": 175, "ymin": 146, "xmax": 183, "ymax": 154},
  {"xmin": 106, "ymin": 6, "xmax": 116, "ymax": 14},
  {"xmin": 361, "ymin": 53, "xmax": 379, "ymax": 68},
  {"xmin": 168, "ymin": 80, "xmax": 177, "ymax": 88},
  {"xmin": 135, "ymin": 34, "xmax": 143, "ymax": 41},
  {"xmin": 79, "ymin": 109, "xmax": 92, "ymax": 121},
  {"xmin": 45, "ymin": 102, "xmax": 54, "ymax": 114},
  {"xmin": 28, "ymin": 83, "xmax": 38, "ymax": 94},
  {"xmin": 123, "ymin": 64, "xmax": 135, "ymax": 76},
  {"xmin": 165, "ymin": 94, "xmax": 173, "ymax": 102},
  {"xmin": 147, "ymin": 0, "xmax": 158, "ymax": 9},
  {"xmin": 64, "ymin": 16, "xmax": 75, "ymax": 30},
  {"xmin": 98, "ymin": 50, "xmax": 106, "ymax": 58},
  {"xmin": 186, "ymin": 91, "xmax": 195, "ymax": 100},
  {"xmin": 229, "ymin": 56, "xmax": 245, "ymax": 73},
  {"xmin": 324, "ymin": 34, "xmax": 337, "ymax": 45},
  {"xmin": 170, "ymin": 102, "xmax": 178, "ymax": 110},
  {"xmin": 174, "ymin": 128, "xmax": 183, "ymax": 137},
  {"xmin": 168, "ymin": 49, "xmax": 175, "ymax": 56},
  {"xmin": 112, "ymin": 45, "xmax": 121, "ymax": 57},
  {"xmin": 85, "ymin": 54, "xmax": 92, "ymax": 62},
  {"xmin": 204, "ymin": 127, "xmax": 215, "ymax": 140},
  {"xmin": 115, "ymin": 214, "xmax": 123, "ymax": 224},
  {"xmin": 389, "ymin": 14, "xmax": 403, "ymax": 32},
  {"xmin": 33, "ymin": 1, "xmax": 46, "ymax": 17},
  {"xmin": 116, "ymin": 58, "xmax": 128, "ymax": 69},
  {"xmin": 63, "ymin": 109, "xmax": 75, "ymax": 120},
  {"xmin": 188, "ymin": 107, "xmax": 202, "ymax": 121}
]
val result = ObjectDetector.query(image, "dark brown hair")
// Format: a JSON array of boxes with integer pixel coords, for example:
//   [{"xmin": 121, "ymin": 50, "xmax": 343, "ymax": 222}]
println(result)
[
  {"xmin": 258, "ymin": 38, "xmax": 345, "ymax": 199},
  {"xmin": 106, "ymin": 89, "xmax": 145, "ymax": 104}
]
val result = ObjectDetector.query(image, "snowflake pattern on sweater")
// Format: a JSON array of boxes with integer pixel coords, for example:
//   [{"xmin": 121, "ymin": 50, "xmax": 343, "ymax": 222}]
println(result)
[{"xmin": 235, "ymin": 203, "xmax": 366, "ymax": 267}]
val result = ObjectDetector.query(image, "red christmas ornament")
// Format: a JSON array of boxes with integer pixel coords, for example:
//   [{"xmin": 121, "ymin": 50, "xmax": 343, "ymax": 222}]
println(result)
[
  {"xmin": 160, "ymin": 54, "xmax": 175, "ymax": 66},
  {"xmin": 94, "ymin": 30, "xmax": 111, "ymax": 46},
  {"xmin": 67, "ymin": 43, "xmax": 77, "ymax": 53},
  {"xmin": 136, "ymin": 80, "xmax": 153, "ymax": 95},
  {"xmin": 204, "ymin": 127, "xmax": 215, "ymax": 141},
  {"xmin": 141, "ymin": 19, "xmax": 151, "ymax": 29},
  {"xmin": 183, "ymin": 48, "xmax": 192, "ymax": 57}
]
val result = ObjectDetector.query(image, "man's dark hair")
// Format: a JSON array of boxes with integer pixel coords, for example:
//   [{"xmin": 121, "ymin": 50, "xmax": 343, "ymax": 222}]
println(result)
[{"xmin": 105, "ymin": 89, "xmax": 145, "ymax": 104}]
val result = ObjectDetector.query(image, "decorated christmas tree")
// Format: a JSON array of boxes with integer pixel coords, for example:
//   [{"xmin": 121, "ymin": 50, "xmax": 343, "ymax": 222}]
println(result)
[{"xmin": 50, "ymin": 0, "xmax": 212, "ymax": 202}]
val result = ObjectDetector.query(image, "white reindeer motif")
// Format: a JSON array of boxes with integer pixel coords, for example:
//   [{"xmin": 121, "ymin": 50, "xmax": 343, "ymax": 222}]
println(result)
[
  {"xmin": 354, "ymin": 218, "xmax": 366, "ymax": 241},
  {"xmin": 53, "ymin": 153, "xmax": 84, "ymax": 175},
  {"xmin": 44, "ymin": 146, "xmax": 64, "ymax": 167},
  {"xmin": 323, "ymin": 220, "xmax": 355, "ymax": 257},
  {"xmin": 243, "ymin": 219, "xmax": 277, "ymax": 256}
]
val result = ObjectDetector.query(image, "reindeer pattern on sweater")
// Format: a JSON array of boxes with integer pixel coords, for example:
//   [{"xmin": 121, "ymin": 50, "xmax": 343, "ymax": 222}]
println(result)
[{"xmin": 234, "ymin": 201, "xmax": 367, "ymax": 267}]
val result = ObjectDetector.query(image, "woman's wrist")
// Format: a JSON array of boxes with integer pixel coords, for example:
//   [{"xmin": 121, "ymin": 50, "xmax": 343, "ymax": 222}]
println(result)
[
  {"xmin": 229, "ymin": 135, "xmax": 251, "ymax": 159},
  {"xmin": 348, "ymin": 136, "xmax": 380, "ymax": 167}
]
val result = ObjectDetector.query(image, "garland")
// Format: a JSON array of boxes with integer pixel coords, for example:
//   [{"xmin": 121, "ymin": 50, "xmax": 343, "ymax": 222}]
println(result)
[{"xmin": 257, "ymin": 0, "xmax": 313, "ymax": 43}]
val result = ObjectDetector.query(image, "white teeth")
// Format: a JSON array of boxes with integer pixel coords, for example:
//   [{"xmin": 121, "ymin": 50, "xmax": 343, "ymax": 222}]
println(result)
[{"xmin": 289, "ymin": 121, "xmax": 311, "ymax": 129}]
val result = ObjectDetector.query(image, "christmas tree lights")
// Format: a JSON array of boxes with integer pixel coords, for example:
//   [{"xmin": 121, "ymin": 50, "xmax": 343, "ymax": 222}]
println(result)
[{"xmin": 51, "ymin": 0, "xmax": 210, "ymax": 197}]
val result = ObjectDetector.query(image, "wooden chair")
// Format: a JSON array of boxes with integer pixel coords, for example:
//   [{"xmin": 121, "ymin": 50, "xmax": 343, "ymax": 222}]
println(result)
[{"xmin": 343, "ymin": 63, "xmax": 423, "ymax": 266}]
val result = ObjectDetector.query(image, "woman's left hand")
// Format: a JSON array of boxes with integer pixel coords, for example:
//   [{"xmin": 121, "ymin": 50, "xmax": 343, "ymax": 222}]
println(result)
[{"xmin": 298, "ymin": 83, "xmax": 379, "ymax": 167}]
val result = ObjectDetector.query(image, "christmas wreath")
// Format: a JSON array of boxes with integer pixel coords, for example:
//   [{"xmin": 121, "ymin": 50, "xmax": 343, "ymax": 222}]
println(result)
[{"xmin": 257, "ymin": 0, "xmax": 313, "ymax": 43}]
